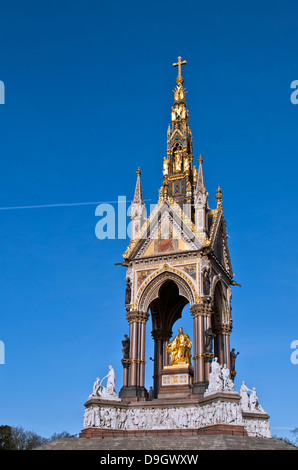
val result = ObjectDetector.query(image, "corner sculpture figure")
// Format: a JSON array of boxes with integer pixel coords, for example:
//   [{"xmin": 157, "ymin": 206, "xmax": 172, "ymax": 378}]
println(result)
[
  {"xmin": 89, "ymin": 365, "xmax": 120, "ymax": 401},
  {"xmin": 230, "ymin": 348, "xmax": 239, "ymax": 373},
  {"xmin": 239, "ymin": 382, "xmax": 266, "ymax": 413},
  {"xmin": 122, "ymin": 334, "xmax": 130, "ymax": 360},
  {"xmin": 125, "ymin": 279, "xmax": 131, "ymax": 306},
  {"xmin": 239, "ymin": 381, "xmax": 251, "ymax": 411},
  {"xmin": 204, "ymin": 358, "xmax": 235, "ymax": 395},
  {"xmin": 205, "ymin": 327, "xmax": 215, "ymax": 353},
  {"xmin": 166, "ymin": 327, "xmax": 192, "ymax": 366}
]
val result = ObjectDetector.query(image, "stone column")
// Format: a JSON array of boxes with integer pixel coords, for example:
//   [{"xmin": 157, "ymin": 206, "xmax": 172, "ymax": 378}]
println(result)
[
  {"xmin": 139, "ymin": 322, "xmax": 146, "ymax": 388},
  {"xmin": 217, "ymin": 333, "xmax": 224, "ymax": 365},
  {"xmin": 151, "ymin": 329, "xmax": 172, "ymax": 398},
  {"xmin": 204, "ymin": 313, "xmax": 213, "ymax": 381},
  {"xmin": 222, "ymin": 326, "xmax": 232, "ymax": 371},
  {"xmin": 119, "ymin": 310, "xmax": 149, "ymax": 400},
  {"xmin": 130, "ymin": 321, "xmax": 138, "ymax": 386},
  {"xmin": 122, "ymin": 364, "xmax": 129, "ymax": 388},
  {"xmin": 190, "ymin": 298, "xmax": 212, "ymax": 394},
  {"xmin": 215, "ymin": 325, "xmax": 232, "ymax": 369}
]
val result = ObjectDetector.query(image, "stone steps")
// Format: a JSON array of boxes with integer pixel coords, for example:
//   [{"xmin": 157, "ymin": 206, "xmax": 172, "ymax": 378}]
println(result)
[{"xmin": 35, "ymin": 435, "xmax": 297, "ymax": 450}]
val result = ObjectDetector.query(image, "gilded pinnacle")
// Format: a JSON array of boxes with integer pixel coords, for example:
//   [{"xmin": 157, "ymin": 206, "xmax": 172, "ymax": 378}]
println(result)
[
  {"xmin": 198, "ymin": 155, "xmax": 203, "ymax": 165},
  {"xmin": 216, "ymin": 186, "xmax": 223, "ymax": 205},
  {"xmin": 136, "ymin": 167, "xmax": 141, "ymax": 176},
  {"xmin": 173, "ymin": 56, "xmax": 187, "ymax": 84}
]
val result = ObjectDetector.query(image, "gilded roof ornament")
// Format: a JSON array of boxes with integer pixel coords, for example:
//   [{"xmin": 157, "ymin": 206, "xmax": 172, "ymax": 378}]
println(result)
[
  {"xmin": 173, "ymin": 56, "xmax": 187, "ymax": 85},
  {"xmin": 216, "ymin": 186, "xmax": 223, "ymax": 208}
]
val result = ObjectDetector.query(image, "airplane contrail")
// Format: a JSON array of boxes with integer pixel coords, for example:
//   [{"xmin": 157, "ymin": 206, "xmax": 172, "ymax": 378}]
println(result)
[{"xmin": 0, "ymin": 199, "xmax": 152, "ymax": 211}]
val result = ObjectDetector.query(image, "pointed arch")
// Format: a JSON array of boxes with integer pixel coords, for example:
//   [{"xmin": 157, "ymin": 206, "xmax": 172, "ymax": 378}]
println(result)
[{"xmin": 137, "ymin": 269, "xmax": 197, "ymax": 314}]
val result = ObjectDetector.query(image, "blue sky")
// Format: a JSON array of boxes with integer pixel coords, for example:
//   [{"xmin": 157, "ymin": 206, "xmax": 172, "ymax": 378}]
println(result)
[{"xmin": 0, "ymin": 0, "xmax": 297, "ymax": 441}]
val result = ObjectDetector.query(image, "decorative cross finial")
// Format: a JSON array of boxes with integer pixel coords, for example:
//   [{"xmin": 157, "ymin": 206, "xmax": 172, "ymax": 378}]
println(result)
[{"xmin": 173, "ymin": 56, "xmax": 187, "ymax": 83}]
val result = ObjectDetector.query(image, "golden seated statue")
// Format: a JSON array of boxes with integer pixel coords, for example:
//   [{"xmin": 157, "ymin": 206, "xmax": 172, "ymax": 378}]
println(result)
[{"xmin": 166, "ymin": 327, "xmax": 192, "ymax": 366}]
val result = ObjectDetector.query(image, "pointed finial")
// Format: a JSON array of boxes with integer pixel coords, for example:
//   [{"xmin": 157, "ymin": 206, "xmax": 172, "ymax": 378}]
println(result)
[
  {"xmin": 195, "ymin": 154, "xmax": 206, "ymax": 197},
  {"xmin": 133, "ymin": 167, "xmax": 144, "ymax": 204},
  {"xmin": 216, "ymin": 186, "xmax": 223, "ymax": 207},
  {"xmin": 173, "ymin": 56, "xmax": 187, "ymax": 85}
]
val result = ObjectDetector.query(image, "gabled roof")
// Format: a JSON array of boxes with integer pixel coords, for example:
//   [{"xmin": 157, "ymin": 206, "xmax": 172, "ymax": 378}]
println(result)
[
  {"xmin": 123, "ymin": 197, "xmax": 224, "ymax": 262},
  {"xmin": 209, "ymin": 215, "xmax": 234, "ymax": 278}
]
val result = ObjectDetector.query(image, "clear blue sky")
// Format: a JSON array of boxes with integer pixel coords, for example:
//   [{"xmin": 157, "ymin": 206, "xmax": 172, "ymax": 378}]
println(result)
[{"xmin": 0, "ymin": 0, "xmax": 297, "ymax": 441}]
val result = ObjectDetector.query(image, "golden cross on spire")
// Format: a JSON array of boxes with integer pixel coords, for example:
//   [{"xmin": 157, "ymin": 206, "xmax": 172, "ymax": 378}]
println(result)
[{"xmin": 173, "ymin": 56, "xmax": 187, "ymax": 82}]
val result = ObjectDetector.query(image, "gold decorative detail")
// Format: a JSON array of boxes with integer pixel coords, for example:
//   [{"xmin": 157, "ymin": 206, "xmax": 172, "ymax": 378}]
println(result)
[
  {"xmin": 181, "ymin": 264, "xmax": 196, "ymax": 281},
  {"xmin": 204, "ymin": 352, "xmax": 214, "ymax": 359},
  {"xmin": 121, "ymin": 359, "xmax": 146, "ymax": 365},
  {"xmin": 216, "ymin": 186, "xmax": 223, "ymax": 208},
  {"xmin": 192, "ymin": 354, "xmax": 205, "ymax": 359},
  {"xmin": 173, "ymin": 56, "xmax": 187, "ymax": 84},
  {"xmin": 136, "ymin": 269, "xmax": 156, "ymax": 290},
  {"xmin": 163, "ymin": 157, "xmax": 169, "ymax": 176},
  {"xmin": 193, "ymin": 352, "xmax": 214, "ymax": 360}
]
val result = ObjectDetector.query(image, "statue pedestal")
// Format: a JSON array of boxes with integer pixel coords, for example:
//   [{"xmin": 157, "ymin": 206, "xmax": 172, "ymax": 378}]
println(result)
[{"xmin": 158, "ymin": 364, "xmax": 194, "ymax": 399}]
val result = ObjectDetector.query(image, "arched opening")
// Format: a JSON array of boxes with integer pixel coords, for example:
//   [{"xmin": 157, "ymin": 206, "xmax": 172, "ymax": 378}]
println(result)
[
  {"xmin": 121, "ymin": 270, "xmax": 197, "ymax": 401},
  {"xmin": 145, "ymin": 278, "xmax": 193, "ymax": 397},
  {"xmin": 150, "ymin": 280, "xmax": 188, "ymax": 334}
]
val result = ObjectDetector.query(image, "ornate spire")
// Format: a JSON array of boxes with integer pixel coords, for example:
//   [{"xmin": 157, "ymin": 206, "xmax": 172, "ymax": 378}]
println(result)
[
  {"xmin": 130, "ymin": 167, "xmax": 146, "ymax": 240},
  {"xmin": 194, "ymin": 155, "xmax": 208, "ymax": 235},
  {"xmin": 162, "ymin": 56, "xmax": 195, "ymax": 212},
  {"xmin": 171, "ymin": 56, "xmax": 188, "ymax": 124},
  {"xmin": 216, "ymin": 186, "xmax": 223, "ymax": 209},
  {"xmin": 133, "ymin": 167, "xmax": 143, "ymax": 204},
  {"xmin": 195, "ymin": 155, "xmax": 207, "ymax": 196}
]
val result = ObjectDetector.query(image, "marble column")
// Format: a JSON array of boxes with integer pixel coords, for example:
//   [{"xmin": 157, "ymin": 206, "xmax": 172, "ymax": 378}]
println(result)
[
  {"xmin": 119, "ymin": 310, "xmax": 149, "ymax": 400},
  {"xmin": 190, "ymin": 299, "xmax": 212, "ymax": 391},
  {"xmin": 151, "ymin": 329, "xmax": 172, "ymax": 397}
]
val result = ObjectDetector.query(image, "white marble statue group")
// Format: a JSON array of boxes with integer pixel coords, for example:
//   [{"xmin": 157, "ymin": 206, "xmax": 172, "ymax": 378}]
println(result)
[
  {"xmin": 89, "ymin": 365, "xmax": 120, "ymax": 401},
  {"xmin": 204, "ymin": 357, "xmax": 235, "ymax": 395},
  {"xmin": 239, "ymin": 381, "xmax": 265, "ymax": 413},
  {"xmin": 84, "ymin": 362, "xmax": 270, "ymax": 438},
  {"xmin": 204, "ymin": 359, "xmax": 265, "ymax": 414}
]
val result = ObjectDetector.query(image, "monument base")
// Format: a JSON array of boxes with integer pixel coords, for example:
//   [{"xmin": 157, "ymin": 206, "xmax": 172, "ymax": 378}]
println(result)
[
  {"xmin": 81, "ymin": 391, "xmax": 271, "ymax": 439},
  {"xmin": 80, "ymin": 423, "xmax": 247, "ymax": 438},
  {"xmin": 158, "ymin": 364, "xmax": 194, "ymax": 399},
  {"xmin": 191, "ymin": 381, "xmax": 208, "ymax": 396},
  {"xmin": 119, "ymin": 385, "xmax": 148, "ymax": 402}
]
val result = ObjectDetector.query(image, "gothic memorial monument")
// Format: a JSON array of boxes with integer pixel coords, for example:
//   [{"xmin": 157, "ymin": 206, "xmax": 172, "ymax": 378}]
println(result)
[{"xmin": 81, "ymin": 58, "xmax": 271, "ymax": 439}]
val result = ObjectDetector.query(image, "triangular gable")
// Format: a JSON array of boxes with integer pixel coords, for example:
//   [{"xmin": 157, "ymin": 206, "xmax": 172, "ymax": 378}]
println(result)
[
  {"xmin": 140, "ymin": 219, "xmax": 193, "ymax": 258},
  {"xmin": 123, "ymin": 199, "xmax": 204, "ymax": 260}
]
